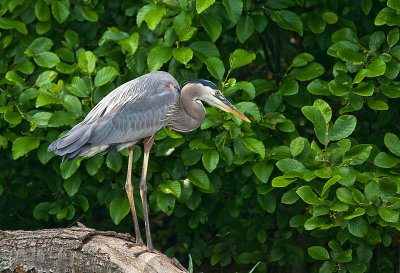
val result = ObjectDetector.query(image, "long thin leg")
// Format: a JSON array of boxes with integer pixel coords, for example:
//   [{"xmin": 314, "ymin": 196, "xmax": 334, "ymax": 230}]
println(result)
[
  {"xmin": 140, "ymin": 135, "xmax": 155, "ymax": 250},
  {"xmin": 125, "ymin": 146, "xmax": 143, "ymax": 245}
]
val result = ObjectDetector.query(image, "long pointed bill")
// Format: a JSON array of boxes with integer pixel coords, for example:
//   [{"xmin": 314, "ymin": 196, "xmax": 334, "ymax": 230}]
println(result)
[{"xmin": 216, "ymin": 96, "xmax": 251, "ymax": 123}]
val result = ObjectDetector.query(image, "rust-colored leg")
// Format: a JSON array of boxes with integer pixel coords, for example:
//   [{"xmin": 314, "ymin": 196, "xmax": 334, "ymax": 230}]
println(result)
[
  {"xmin": 125, "ymin": 146, "xmax": 143, "ymax": 245},
  {"xmin": 140, "ymin": 136, "xmax": 155, "ymax": 250}
]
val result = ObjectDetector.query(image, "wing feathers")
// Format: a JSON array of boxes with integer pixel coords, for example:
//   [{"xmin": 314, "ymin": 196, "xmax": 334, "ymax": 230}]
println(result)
[{"xmin": 48, "ymin": 71, "xmax": 180, "ymax": 160}]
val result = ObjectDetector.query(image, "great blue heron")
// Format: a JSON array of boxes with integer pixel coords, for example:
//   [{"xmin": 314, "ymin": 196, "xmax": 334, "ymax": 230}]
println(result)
[{"xmin": 48, "ymin": 71, "xmax": 250, "ymax": 250}]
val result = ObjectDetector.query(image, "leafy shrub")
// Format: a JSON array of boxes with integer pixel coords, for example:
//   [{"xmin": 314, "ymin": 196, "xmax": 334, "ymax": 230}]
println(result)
[{"xmin": 1, "ymin": 0, "xmax": 400, "ymax": 272}]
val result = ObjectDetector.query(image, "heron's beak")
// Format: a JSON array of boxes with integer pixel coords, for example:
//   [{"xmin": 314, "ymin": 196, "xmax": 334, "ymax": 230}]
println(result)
[{"xmin": 215, "ymin": 94, "xmax": 251, "ymax": 123}]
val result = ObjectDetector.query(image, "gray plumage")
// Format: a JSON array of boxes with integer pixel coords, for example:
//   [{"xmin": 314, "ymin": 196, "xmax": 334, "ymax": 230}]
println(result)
[
  {"xmin": 49, "ymin": 71, "xmax": 250, "ymax": 161},
  {"xmin": 48, "ymin": 70, "xmax": 250, "ymax": 250}
]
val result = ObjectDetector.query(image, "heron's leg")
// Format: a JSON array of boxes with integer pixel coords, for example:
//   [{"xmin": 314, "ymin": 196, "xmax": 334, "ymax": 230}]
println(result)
[
  {"xmin": 125, "ymin": 145, "xmax": 144, "ymax": 245},
  {"xmin": 140, "ymin": 135, "xmax": 155, "ymax": 250}
]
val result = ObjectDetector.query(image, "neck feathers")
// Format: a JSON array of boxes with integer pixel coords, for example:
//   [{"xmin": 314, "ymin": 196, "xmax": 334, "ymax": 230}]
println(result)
[{"xmin": 167, "ymin": 84, "xmax": 205, "ymax": 132}]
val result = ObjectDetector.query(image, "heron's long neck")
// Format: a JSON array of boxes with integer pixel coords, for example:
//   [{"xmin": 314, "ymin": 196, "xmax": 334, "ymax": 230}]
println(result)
[{"xmin": 168, "ymin": 85, "xmax": 206, "ymax": 132}]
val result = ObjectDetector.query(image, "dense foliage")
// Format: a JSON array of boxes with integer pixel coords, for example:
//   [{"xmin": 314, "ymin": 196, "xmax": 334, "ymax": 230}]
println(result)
[{"xmin": 1, "ymin": 0, "xmax": 400, "ymax": 272}]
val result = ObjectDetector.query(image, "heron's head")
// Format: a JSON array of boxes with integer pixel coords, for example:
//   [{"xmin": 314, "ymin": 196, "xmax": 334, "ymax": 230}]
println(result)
[{"xmin": 186, "ymin": 80, "xmax": 251, "ymax": 123}]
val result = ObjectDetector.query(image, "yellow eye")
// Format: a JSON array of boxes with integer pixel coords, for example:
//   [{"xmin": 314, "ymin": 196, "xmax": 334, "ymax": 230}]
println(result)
[{"xmin": 215, "ymin": 90, "xmax": 221, "ymax": 96}]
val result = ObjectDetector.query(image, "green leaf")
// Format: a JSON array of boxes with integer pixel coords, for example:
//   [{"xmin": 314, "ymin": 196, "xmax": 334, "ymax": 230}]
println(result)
[
  {"xmin": 16, "ymin": 61, "xmax": 35, "ymax": 75},
  {"xmin": 337, "ymin": 48, "xmax": 367, "ymax": 63},
  {"xmin": 68, "ymin": 76, "xmax": 91, "ymax": 98},
  {"xmin": 28, "ymin": 37, "xmax": 53, "ymax": 53},
  {"xmin": 200, "ymin": 14, "xmax": 222, "ymax": 42},
  {"xmin": 243, "ymin": 137, "xmax": 265, "ymax": 158},
  {"xmin": 352, "ymin": 82, "xmax": 374, "ymax": 96},
  {"xmin": 272, "ymin": 176, "xmax": 296, "ymax": 187},
  {"xmin": 64, "ymin": 95, "xmax": 82, "ymax": 115},
  {"xmin": 86, "ymin": 155, "xmax": 104, "ymax": 176},
  {"xmin": 322, "ymin": 11, "xmax": 338, "ymax": 24},
  {"xmin": 37, "ymin": 142, "xmax": 54, "ymax": 164},
  {"xmin": 290, "ymin": 137, "xmax": 306, "ymax": 157},
  {"xmin": 281, "ymin": 190, "xmax": 299, "ymax": 204},
  {"xmin": 65, "ymin": 29, "xmax": 79, "ymax": 49},
  {"xmin": 189, "ymin": 41, "xmax": 220, "ymax": 61},
  {"xmin": 257, "ymin": 193, "xmax": 276, "ymax": 213},
  {"xmin": 329, "ymin": 115, "xmax": 357, "ymax": 141},
  {"xmin": 348, "ymin": 217, "xmax": 368, "ymax": 238},
  {"xmin": 120, "ymin": 32, "xmax": 139, "ymax": 55},
  {"xmin": 5, "ymin": 71, "xmax": 25, "ymax": 86},
  {"xmin": 367, "ymin": 99, "xmax": 388, "ymax": 110},
  {"xmin": 253, "ymin": 161, "xmax": 273, "ymax": 183},
  {"xmin": 110, "ymin": 197, "xmax": 130, "ymax": 225},
  {"xmin": 296, "ymin": 186, "xmax": 320, "ymax": 205},
  {"xmin": 172, "ymin": 47, "xmax": 193, "ymax": 65},
  {"xmin": 72, "ymin": 194, "xmax": 89, "ymax": 212},
  {"xmin": 196, "ymin": 0, "xmax": 215, "ymax": 13},
  {"xmin": 60, "ymin": 160, "xmax": 79, "ymax": 179},
  {"xmin": 94, "ymin": 66, "xmax": 119, "ymax": 87},
  {"xmin": 223, "ymin": 0, "xmax": 243, "ymax": 23},
  {"xmin": 382, "ymin": 85, "xmax": 400, "ymax": 98},
  {"xmin": 4, "ymin": 109, "xmax": 22, "ymax": 125},
  {"xmin": 188, "ymin": 169, "xmax": 210, "ymax": 189},
  {"xmin": 63, "ymin": 173, "xmax": 81, "ymax": 197},
  {"xmin": 279, "ymin": 77, "xmax": 298, "ymax": 96},
  {"xmin": 202, "ymin": 150, "xmax": 219, "ymax": 173},
  {"xmin": 51, "ymin": 1, "xmax": 70, "ymax": 24},
  {"xmin": 35, "ymin": 0, "xmax": 51, "ymax": 21},
  {"xmin": 308, "ymin": 246, "xmax": 330, "ymax": 260},
  {"xmin": 144, "ymin": 5, "xmax": 166, "ymax": 30},
  {"xmin": 236, "ymin": 15, "xmax": 254, "ymax": 43},
  {"xmin": 336, "ymin": 187, "xmax": 356, "ymax": 205},
  {"xmin": 290, "ymin": 63, "xmax": 325, "ymax": 81},
  {"xmin": 81, "ymin": 6, "xmax": 98, "ymax": 22},
  {"xmin": 378, "ymin": 207, "xmax": 399, "ymax": 223},
  {"xmin": 270, "ymin": 10, "xmax": 303, "ymax": 36},
  {"xmin": 33, "ymin": 52, "xmax": 60, "ymax": 68},
  {"xmin": 307, "ymin": 79, "xmax": 331, "ymax": 96},
  {"xmin": 384, "ymin": 133, "xmax": 400, "ymax": 156},
  {"xmin": 12, "ymin": 136, "xmax": 40, "ymax": 160},
  {"xmin": 388, "ymin": 0, "xmax": 400, "ymax": 11},
  {"xmin": 106, "ymin": 152, "xmax": 122, "ymax": 173},
  {"xmin": 301, "ymin": 106, "xmax": 326, "ymax": 130},
  {"xmin": 343, "ymin": 144, "xmax": 372, "ymax": 165},
  {"xmin": 48, "ymin": 111, "xmax": 75, "ymax": 127},
  {"xmin": 387, "ymin": 28, "xmax": 399, "ymax": 48},
  {"xmin": 374, "ymin": 152, "xmax": 400, "ymax": 168},
  {"xmin": 236, "ymin": 102, "xmax": 260, "ymax": 121},
  {"xmin": 147, "ymin": 46, "xmax": 172, "ymax": 72},
  {"xmin": 365, "ymin": 59, "xmax": 386, "ymax": 77},
  {"xmin": 229, "ymin": 49, "xmax": 256, "ymax": 70},
  {"xmin": 369, "ymin": 31, "xmax": 386, "ymax": 50},
  {"xmin": 361, "ymin": 0, "xmax": 372, "ymax": 15},
  {"xmin": 0, "ymin": 17, "xmax": 28, "ymax": 34},
  {"xmin": 33, "ymin": 202, "xmax": 50, "ymax": 220},
  {"xmin": 157, "ymin": 192, "xmax": 176, "ymax": 216},
  {"xmin": 78, "ymin": 51, "xmax": 96, "ymax": 74},
  {"xmin": 307, "ymin": 16, "xmax": 326, "ymax": 34},
  {"xmin": 159, "ymin": 180, "xmax": 181, "ymax": 198},
  {"xmin": 36, "ymin": 71, "xmax": 58, "ymax": 87},
  {"xmin": 321, "ymin": 175, "xmax": 341, "ymax": 197},
  {"xmin": 253, "ymin": 14, "xmax": 268, "ymax": 33},
  {"xmin": 205, "ymin": 57, "xmax": 225, "ymax": 81}
]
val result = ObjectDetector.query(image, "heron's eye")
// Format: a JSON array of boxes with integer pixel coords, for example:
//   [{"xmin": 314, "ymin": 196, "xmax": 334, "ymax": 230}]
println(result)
[{"xmin": 215, "ymin": 90, "xmax": 221, "ymax": 96}]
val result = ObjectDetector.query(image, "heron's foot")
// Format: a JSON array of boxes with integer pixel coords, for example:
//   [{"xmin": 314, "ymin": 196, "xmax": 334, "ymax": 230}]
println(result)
[
  {"xmin": 123, "ymin": 241, "xmax": 144, "ymax": 249},
  {"xmin": 146, "ymin": 245, "xmax": 161, "ymax": 254}
]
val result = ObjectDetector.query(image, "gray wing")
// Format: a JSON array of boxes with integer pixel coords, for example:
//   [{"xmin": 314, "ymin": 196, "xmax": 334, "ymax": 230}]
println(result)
[{"xmin": 48, "ymin": 71, "xmax": 180, "ymax": 159}]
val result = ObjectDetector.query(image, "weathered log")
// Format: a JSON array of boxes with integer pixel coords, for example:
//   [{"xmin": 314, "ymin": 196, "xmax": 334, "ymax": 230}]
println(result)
[{"xmin": 0, "ymin": 224, "xmax": 188, "ymax": 273}]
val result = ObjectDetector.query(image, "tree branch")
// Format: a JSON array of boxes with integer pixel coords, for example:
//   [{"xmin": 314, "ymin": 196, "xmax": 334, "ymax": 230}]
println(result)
[{"xmin": 0, "ymin": 225, "xmax": 188, "ymax": 273}]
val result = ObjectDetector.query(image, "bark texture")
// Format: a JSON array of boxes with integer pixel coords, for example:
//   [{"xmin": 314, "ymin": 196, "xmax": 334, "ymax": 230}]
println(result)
[{"xmin": 0, "ymin": 224, "xmax": 188, "ymax": 273}]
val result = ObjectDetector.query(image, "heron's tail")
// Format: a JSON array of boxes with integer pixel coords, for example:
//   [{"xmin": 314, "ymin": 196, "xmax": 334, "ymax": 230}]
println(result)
[{"xmin": 48, "ymin": 124, "xmax": 91, "ymax": 161}]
